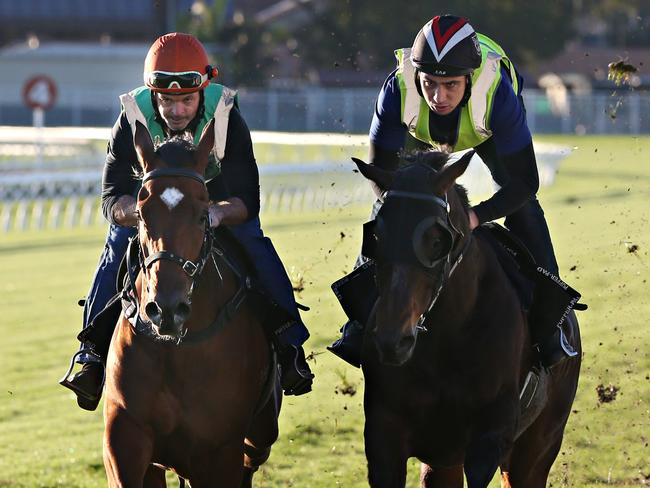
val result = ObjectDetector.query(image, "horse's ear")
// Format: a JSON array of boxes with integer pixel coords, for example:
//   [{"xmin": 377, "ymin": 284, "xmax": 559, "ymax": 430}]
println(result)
[
  {"xmin": 134, "ymin": 121, "xmax": 156, "ymax": 173},
  {"xmin": 195, "ymin": 119, "xmax": 216, "ymax": 175},
  {"xmin": 434, "ymin": 150, "xmax": 475, "ymax": 193},
  {"xmin": 352, "ymin": 157, "xmax": 394, "ymax": 192}
]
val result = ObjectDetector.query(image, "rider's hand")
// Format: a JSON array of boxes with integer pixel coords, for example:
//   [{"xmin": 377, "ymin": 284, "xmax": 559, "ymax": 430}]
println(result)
[
  {"xmin": 208, "ymin": 204, "xmax": 224, "ymax": 228},
  {"xmin": 113, "ymin": 195, "xmax": 139, "ymax": 227},
  {"xmin": 468, "ymin": 209, "xmax": 479, "ymax": 230}
]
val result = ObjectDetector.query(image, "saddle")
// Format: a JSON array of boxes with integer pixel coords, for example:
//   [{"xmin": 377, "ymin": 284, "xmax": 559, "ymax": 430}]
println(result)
[
  {"xmin": 475, "ymin": 223, "xmax": 586, "ymax": 346},
  {"xmin": 78, "ymin": 227, "xmax": 296, "ymax": 362}
]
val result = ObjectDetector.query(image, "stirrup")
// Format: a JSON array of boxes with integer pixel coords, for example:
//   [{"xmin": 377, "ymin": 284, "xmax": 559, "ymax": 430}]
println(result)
[
  {"xmin": 58, "ymin": 350, "xmax": 98, "ymax": 388},
  {"xmin": 537, "ymin": 326, "xmax": 578, "ymax": 369},
  {"xmin": 59, "ymin": 351, "xmax": 105, "ymax": 411}
]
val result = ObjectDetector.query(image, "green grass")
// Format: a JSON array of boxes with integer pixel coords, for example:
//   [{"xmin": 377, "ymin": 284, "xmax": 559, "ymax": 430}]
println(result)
[{"xmin": 0, "ymin": 135, "xmax": 649, "ymax": 487}]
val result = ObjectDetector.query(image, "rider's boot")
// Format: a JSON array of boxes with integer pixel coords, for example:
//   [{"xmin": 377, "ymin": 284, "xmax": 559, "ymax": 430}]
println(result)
[
  {"xmin": 327, "ymin": 319, "xmax": 365, "ymax": 368},
  {"xmin": 60, "ymin": 359, "xmax": 104, "ymax": 411},
  {"xmin": 536, "ymin": 322, "xmax": 578, "ymax": 369},
  {"xmin": 277, "ymin": 342, "xmax": 314, "ymax": 396}
]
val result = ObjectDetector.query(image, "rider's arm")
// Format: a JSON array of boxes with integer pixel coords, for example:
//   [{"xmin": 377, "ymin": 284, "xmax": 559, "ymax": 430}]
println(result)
[
  {"xmin": 368, "ymin": 70, "xmax": 407, "ymax": 196},
  {"xmin": 101, "ymin": 113, "xmax": 141, "ymax": 226},
  {"xmin": 206, "ymin": 108, "xmax": 259, "ymax": 226},
  {"xmin": 470, "ymin": 70, "xmax": 539, "ymax": 225}
]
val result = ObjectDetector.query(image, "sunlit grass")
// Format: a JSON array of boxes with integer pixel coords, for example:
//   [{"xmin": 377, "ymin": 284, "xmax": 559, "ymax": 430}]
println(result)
[{"xmin": 0, "ymin": 135, "xmax": 648, "ymax": 486}]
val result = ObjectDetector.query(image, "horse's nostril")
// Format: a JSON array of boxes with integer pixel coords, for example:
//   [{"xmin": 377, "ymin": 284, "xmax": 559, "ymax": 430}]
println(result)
[
  {"xmin": 145, "ymin": 301, "xmax": 162, "ymax": 325},
  {"xmin": 175, "ymin": 301, "xmax": 191, "ymax": 322},
  {"xmin": 398, "ymin": 334, "xmax": 416, "ymax": 353}
]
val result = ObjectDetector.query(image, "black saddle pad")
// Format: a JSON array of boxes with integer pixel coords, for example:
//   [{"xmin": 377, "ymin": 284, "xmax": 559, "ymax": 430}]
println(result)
[
  {"xmin": 474, "ymin": 223, "xmax": 535, "ymax": 310},
  {"xmin": 476, "ymin": 223, "xmax": 583, "ymax": 343},
  {"xmin": 331, "ymin": 260, "xmax": 377, "ymax": 325}
]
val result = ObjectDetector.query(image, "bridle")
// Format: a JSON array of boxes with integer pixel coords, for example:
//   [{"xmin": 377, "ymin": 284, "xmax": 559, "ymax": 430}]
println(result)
[
  {"xmin": 122, "ymin": 167, "xmax": 251, "ymax": 345},
  {"xmin": 390, "ymin": 190, "xmax": 472, "ymax": 331},
  {"xmin": 366, "ymin": 180, "xmax": 473, "ymax": 334},
  {"xmin": 138, "ymin": 168, "xmax": 213, "ymax": 298}
]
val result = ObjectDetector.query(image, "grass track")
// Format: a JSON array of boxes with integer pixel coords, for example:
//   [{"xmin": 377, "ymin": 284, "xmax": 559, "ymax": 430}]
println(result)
[{"xmin": 0, "ymin": 135, "xmax": 648, "ymax": 486}]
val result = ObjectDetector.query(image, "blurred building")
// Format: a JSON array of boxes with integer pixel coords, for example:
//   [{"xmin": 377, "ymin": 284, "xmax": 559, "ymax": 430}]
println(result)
[
  {"xmin": 531, "ymin": 42, "xmax": 650, "ymax": 92},
  {"xmin": 0, "ymin": 0, "xmax": 212, "ymax": 44}
]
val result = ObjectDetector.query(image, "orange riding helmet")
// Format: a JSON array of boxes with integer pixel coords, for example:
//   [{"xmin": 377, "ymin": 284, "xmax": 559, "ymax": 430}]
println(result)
[{"xmin": 143, "ymin": 32, "xmax": 218, "ymax": 94}]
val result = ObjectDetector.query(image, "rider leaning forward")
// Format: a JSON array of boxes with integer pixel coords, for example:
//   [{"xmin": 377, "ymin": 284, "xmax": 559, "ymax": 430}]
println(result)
[
  {"xmin": 329, "ymin": 15, "xmax": 573, "ymax": 368},
  {"xmin": 61, "ymin": 33, "xmax": 314, "ymax": 410}
]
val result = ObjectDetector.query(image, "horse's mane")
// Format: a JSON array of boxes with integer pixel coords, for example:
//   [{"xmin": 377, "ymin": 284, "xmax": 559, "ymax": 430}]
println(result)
[
  {"xmin": 156, "ymin": 135, "xmax": 197, "ymax": 169},
  {"xmin": 401, "ymin": 150, "xmax": 471, "ymax": 211}
]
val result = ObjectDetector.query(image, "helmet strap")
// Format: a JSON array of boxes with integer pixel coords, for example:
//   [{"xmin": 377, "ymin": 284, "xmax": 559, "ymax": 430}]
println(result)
[
  {"xmin": 414, "ymin": 69, "xmax": 424, "ymax": 98},
  {"xmin": 459, "ymin": 75, "xmax": 472, "ymax": 107}
]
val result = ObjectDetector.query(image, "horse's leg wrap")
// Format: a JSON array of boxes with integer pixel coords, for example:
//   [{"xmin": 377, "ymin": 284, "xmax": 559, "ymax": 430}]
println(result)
[{"xmin": 243, "ymin": 440, "xmax": 270, "ymax": 469}]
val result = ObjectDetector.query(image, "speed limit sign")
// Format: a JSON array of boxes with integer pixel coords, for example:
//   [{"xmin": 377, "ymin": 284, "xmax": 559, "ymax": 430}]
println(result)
[{"xmin": 22, "ymin": 75, "xmax": 58, "ymax": 110}]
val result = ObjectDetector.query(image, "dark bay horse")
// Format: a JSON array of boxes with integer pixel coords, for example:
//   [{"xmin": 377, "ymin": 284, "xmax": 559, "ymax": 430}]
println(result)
[
  {"xmin": 353, "ymin": 151, "xmax": 581, "ymax": 487},
  {"xmin": 102, "ymin": 120, "xmax": 279, "ymax": 487}
]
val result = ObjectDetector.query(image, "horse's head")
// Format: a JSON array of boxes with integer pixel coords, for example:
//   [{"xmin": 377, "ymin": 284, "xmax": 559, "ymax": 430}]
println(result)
[
  {"xmin": 354, "ymin": 150, "xmax": 475, "ymax": 365},
  {"xmin": 133, "ymin": 120, "xmax": 215, "ymax": 339}
]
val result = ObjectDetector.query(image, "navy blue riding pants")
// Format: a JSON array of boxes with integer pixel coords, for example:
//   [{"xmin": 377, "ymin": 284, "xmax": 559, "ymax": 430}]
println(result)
[{"xmin": 79, "ymin": 218, "xmax": 308, "ymax": 362}]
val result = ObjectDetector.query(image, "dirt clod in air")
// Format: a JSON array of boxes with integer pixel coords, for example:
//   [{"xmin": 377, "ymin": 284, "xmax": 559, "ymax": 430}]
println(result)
[
  {"xmin": 608, "ymin": 59, "xmax": 638, "ymax": 86},
  {"xmin": 596, "ymin": 383, "xmax": 619, "ymax": 404}
]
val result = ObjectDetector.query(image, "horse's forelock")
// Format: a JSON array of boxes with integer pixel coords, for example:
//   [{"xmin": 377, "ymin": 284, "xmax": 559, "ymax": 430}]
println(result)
[
  {"xmin": 396, "ymin": 151, "xmax": 470, "ymax": 213},
  {"xmin": 155, "ymin": 136, "xmax": 197, "ymax": 169},
  {"xmin": 403, "ymin": 150, "xmax": 450, "ymax": 171}
]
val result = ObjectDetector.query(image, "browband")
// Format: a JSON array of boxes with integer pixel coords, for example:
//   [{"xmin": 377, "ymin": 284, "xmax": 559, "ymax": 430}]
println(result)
[{"xmin": 142, "ymin": 168, "xmax": 206, "ymax": 186}]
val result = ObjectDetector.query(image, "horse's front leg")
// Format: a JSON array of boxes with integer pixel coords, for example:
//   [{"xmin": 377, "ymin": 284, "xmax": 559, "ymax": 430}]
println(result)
[
  {"xmin": 463, "ymin": 397, "xmax": 518, "ymax": 488},
  {"xmin": 364, "ymin": 406, "xmax": 410, "ymax": 488},
  {"xmin": 103, "ymin": 405, "xmax": 154, "ymax": 487},
  {"xmin": 188, "ymin": 439, "xmax": 245, "ymax": 488}
]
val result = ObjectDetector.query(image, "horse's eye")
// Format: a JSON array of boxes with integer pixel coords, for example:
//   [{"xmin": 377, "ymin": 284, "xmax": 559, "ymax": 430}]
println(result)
[
  {"xmin": 427, "ymin": 226, "xmax": 452, "ymax": 260},
  {"xmin": 414, "ymin": 224, "xmax": 452, "ymax": 266}
]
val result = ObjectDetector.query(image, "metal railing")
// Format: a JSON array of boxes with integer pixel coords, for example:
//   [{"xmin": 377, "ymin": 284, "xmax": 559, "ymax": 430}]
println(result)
[{"xmin": 0, "ymin": 87, "xmax": 648, "ymax": 134}]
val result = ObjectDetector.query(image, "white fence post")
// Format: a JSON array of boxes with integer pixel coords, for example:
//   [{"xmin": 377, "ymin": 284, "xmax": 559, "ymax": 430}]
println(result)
[
  {"xmin": 80, "ymin": 197, "xmax": 95, "ymax": 226},
  {"xmin": 1, "ymin": 202, "xmax": 13, "ymax": 232},
  {"xmin": 48, "ymin": 200, "xmax": 63, "ymax": 229},
  {"xmin": 15, "ymin": 200, "xmax": 29, "ymax": 231},
  {"xmin": 32, "ymin": 200, "xmax": 45, "ymax": 230}
]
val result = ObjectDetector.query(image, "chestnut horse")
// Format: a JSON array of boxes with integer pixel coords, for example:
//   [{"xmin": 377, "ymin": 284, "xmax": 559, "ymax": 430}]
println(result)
[
  {"xmin": 102, "ymin": 120, "xmax": 279, "ymax": 487},
  {"xmin": 354, "ymin": 151, "xmax": 581, "ymax": 487}
]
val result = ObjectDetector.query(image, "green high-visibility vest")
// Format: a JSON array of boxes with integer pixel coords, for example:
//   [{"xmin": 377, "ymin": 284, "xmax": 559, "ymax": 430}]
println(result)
[
  {"xmin": 395, "ymin": 33, "xmax": 518, "ymax": 152},
  {"xmin": 120, "ymin": 83, "xmax": 238, "ymax": 180}
]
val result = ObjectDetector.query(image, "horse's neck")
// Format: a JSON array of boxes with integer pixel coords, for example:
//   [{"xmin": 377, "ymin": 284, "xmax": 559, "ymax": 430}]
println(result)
[{"xmin": 187, "ymin": 254, "xmax": 239, "ymax": 327}]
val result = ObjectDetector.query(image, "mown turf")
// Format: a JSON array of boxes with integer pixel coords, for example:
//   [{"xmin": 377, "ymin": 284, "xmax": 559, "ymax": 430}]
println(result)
[{"xmin": 0, "ymin": 135, "xmax": 648, "ymax": 487}]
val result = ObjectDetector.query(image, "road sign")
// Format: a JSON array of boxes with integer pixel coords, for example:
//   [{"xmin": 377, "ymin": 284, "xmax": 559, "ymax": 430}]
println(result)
[{"xmin": 22, "ymin": 75, "xmax": 58, "ymax": 110}]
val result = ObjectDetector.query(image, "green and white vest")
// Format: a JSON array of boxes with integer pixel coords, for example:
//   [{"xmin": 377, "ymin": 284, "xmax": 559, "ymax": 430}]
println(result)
[
  {"xmin": 395, "ymin": 33, "xmax": 519, "ymax": 152},
  {"xmin": 119, "ymin": 83, "xmax": 238, "ymax": 180}
]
